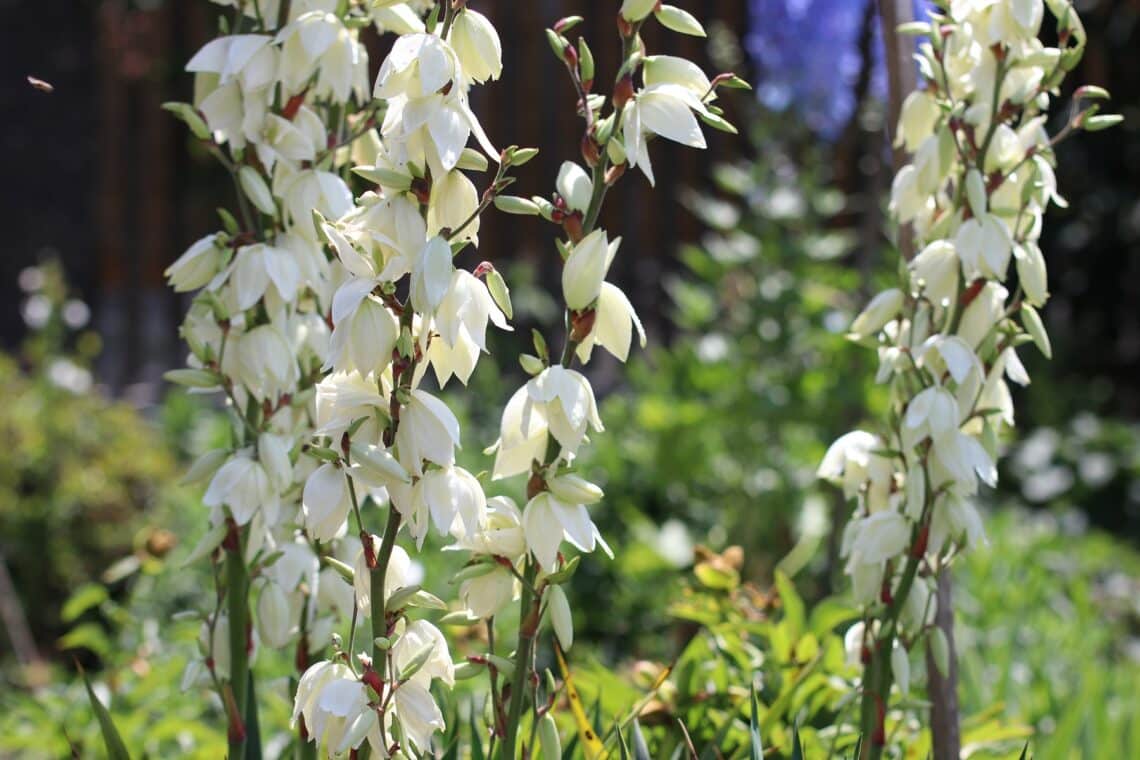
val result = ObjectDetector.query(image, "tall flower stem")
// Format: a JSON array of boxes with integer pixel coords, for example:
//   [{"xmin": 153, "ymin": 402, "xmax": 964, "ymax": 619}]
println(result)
[
  {"xmin": 225, "ymin": 525, "xmax": 251, "ymax": 758},
  {"xmin": 500, "ymin": 560, "xmax": 540, "ymax": 760},
  {"xmin": 370, "ymin": 507, "xmax": 404, "ymax": 667}
]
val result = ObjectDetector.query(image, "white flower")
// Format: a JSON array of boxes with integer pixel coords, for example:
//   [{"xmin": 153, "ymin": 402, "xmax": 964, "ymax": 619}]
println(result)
[
  {"xmin": 817, "ymin": 431, "xmax": 895, "ymax": 512},
  {"xmin": 166, "ymin": 235, "xmax": 223, "ymax": 292},
  {"xmin": 391, "ymin": 465, "xmax": 487, "ymax": 544},
  {"xmin": 522, "ymin": 491, "xmax": 610, "ymax": 570},
  {"xmin": 849, "ymin": 288, "xmax": 904, "ymax": 340},
  {"xmin": 427, "ymin": 170, "xmax": 481, "ymax": 245},
  {"xmin": 410, "ymin": 236, "xmax": 454, "ymax": 315},
  {"xmin": 449, "ymin": 496, "xmax": 527, "ymax": 557},
  {"xmin": 574, "ymin": 282, "xmax": 646, "ymax": 363},
  {"xmin": 394, "ymin": 389, "xmax": 461, "ymax": 475},
  {"xmin": 491, "ymin": 385, "xmax": 550, "ymax": 480},
  {"xmin": 556, "ymin": 161, "xmax": 593, "ymax": 214},
  {"xmin": 255, "ymin": 578, "xmax": 296, "ymax": 649},
  {"xmin": 327, "ymin": 288, "xmax": 400, "ymax": 375},
  {"xmin": 623, "ymin": 83, "xmax": 709, "ymax": 186},
  {"xmin": 523, "ymin": 366, "xmax": 604, "ymax": 458},
  {"xmin": 186, "ymin": 34, "xmax": 277, "ymax": 92},
  {"xmin": 279, "ymin": 169, "xmax": 354, "ymax": 240},
  {"xmin": 314, "ymin": 370, "xmax": 390, "ymax": 441},
  {"xmin": 230, "ymin": 243, "xmax": 302, "ymax": 310},
  {"xmin": 276, "ymin": 11, "xmax": 368, "ymax": 103},
  {"xmin": 642, "ymin": 55, "xmax": 713, "ymax": 100},
  {"xmin": 204, "ymin": 451, "xmax": 278, "ymax": 526},
  {"xmin": 292, "ymin": 661, "xmax": 379, "ymax": 756},
  {"xmin": 223, "ymin": 323, "xmax": 299, "ymax": 402},
  {"xmin": 910, "ymin": 240, "xmax": 960, "ymax": 310},
  {"xmin": 562, "ymin": 229, "xmax": 619, "ymax": 311},
  {"xmin": 302, "ymin": 463, "xmax": 352, "ymax": 542},
  {"xmin": 843, "ymin": 510, "xmax": 910, "ymax": 568},
  {"xmin": 954, "ymin": 213, "xmax": 1012, "ymax": 279},
  {"xmin": 896, "ymin": 90, "xmax": 939, "ymax": 152},
  {"xmin": 448, "ymin": 8, "xmax": 502, "ymax": 83}
]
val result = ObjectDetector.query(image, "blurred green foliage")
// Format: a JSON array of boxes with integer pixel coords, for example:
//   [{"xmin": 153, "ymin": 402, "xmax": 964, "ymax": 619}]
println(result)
[{"xmin": 0, "ymin": 261, "xmax": 178, "ymax": 648}]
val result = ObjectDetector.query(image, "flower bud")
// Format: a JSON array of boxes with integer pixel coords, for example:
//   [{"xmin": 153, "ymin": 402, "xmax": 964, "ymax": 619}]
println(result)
[
  {"xmin": 848, "ymin": 288, "xmax": 904, "ymax": 340},
  {"xmin": 1014, "ymin": 241, "xmax": 1049, "ymax": 306},
  {"xmin": 239, "ymin": 166, "xmax": 276, "ymax": 217},
  {"xmin": 546, "ymin": 584, "xmax": 574, "ymax": 650},
  {"xmin": 891, "ymin": 642, "xmax": 911, "ymax": 696},
  {"xmin": 655, "ymin": 5, "xmax": 706, "ymax": 36},
  {"xmin": 547, "ymin": 473, "xmax": 604, "ymax": 505},
  {"xmin": 562, "ymin": 229, "xmax": 614, "ymax": 310},
  {"xmin": 256, "ymin": 580, "xmax": 294, "ymax": 649},
  {"xmin": 538, "ymin": 712, "xmax": 562, "ymax": 760},
  {"xmin": 556, "ymin": 161, "xmax": 593, "ymax": 213},
  {"xmin": 411, "ymin": 236, "xmax": 454, "ymax": 315},
  {"xmin": 929, "ymin": 626, "xmax": 950, "ymax": 677},
  {"xmin": 896, "ymin": 90, "xmax": 939, "ymax": 152},
  {"xmin": 450, "ymin": 8, "xmax": 502, "ymax": 83},
  {"xmin": 166, "ymin": 235, "xmax": 223, "ymax": 292},
  {"xmin": 1021, "ymin": 303, "xmax": 1052, "ymax": 359},
  {"xmin": 485, "ymin": 267, "xmax": 513, "ymax": 320},
  {"xmin": 350, "ymin": 442, "xmax": 410, "ymax": 485},
  {"xmin": 493, "ymin": 195, "xmax": 541, "ymax": 215},
  {"xmin": 620, "ymin": 0, "xmax": 657, "ymax": 22}
]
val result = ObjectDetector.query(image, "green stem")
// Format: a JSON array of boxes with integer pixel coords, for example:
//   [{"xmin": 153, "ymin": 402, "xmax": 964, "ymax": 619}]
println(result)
[
  {"xmin": 369, "ymin": 507, "xmax": 404, "ymax": 667},
  {"xmin": 500, "ymin": 560, "xmax": 540, "ymax": 760},
  {"xmin": 225, "ymin": 531, "xmax": 251, "ymax": 759}
]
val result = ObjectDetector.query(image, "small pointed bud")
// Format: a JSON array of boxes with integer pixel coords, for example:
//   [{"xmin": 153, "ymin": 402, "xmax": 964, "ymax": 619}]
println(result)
[
  {"xmin": 547, "ymin": 474, "xmax": 604, "ymax": 505},
  {"xmin": 545, "ymin": 29, "xmax": 569, "ymax": 60},
  {"xmin": 654, "ymin": 4, "xmax": 706, "ymax": 36},
  {"xmin": 162, "ymin": 102, "xmax": 211, "ymax": 140},
  {"xmin": 506, "ymin": 146, "xmax": 540, "ymax": 166},
  {"xmin": 929, "ymin": 627, "xmax": 950, "ymax": 678},
  {"xmin": 1021, "ymin": 303, "xmax": 1052, "ymax": 358},
  {"xmin": 891, "ymin": 643, "xmax": 911, "ymax": 696},
  {"xmin": 538, "ymin": 712, "xmax": 562, "ymax": 760},
  {"xmin": 519, "ymin": 353, "xmax": 545, "ymax": 375},
  {"xmin": 562, "ymin": 229, "xmax": 611, "ymax": 310},
  {"xmin": 553, "ymin": 15, "xmax": 584, "ymax": 34},
  {"xmin": 493, "ymin": 195, "xmax": 541, "ymax": 216},
  {"xmin": 848, "ymin": 288, "xmax": 904, "ymax": 340},
  {"xmin": 238, "ymin": 166, "xmax": 276, "ymax": 217},
  {"xmin": 547, "ymin": 584, "xmax": 574, "ymax": 651},
  {"xmin": 965, "ymin": 169, "xmax": 987, "ymax": 218},
  {"xmin": 578, "ymin": 38, "xmax": 595, "ymax": 88},
  {"xmin": 620, "ymin": 0, "xmax": 657, "ymax": 22},
  {"xmin": 486, "ymin": 268, "xmax": 514, "ymax": 320}
]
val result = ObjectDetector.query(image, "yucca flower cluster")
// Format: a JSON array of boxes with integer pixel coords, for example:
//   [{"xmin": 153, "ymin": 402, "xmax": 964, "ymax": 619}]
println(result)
[
  {"xmin": 817, "ymin": 0, "xmax": 1117, "ymax": 752},
  {"xmin": 164, "ymin": 0, "xmax": 740, "ymax": 756}
]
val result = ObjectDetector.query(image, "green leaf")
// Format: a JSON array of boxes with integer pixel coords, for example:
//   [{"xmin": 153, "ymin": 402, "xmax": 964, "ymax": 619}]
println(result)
[
  {"xmin": 469, "ymin": 701, "xmax": 486, "ymax": 760},
  {"xmin": 61, "ymin": 583, "xmax": 109, "ymax": 623},
  {"xmin": 749, "ymin": 681, "xmax": 764, "ymax": 759},
  {"xmin": 774, "ymin": 570, "xmax": 805, "ymax": 637},
  {"xmin": 791, "ymin": 724, "xmax": 804, "ymax": 760},
  {"xmin": 631, "ymin": 720, "xmax": 652, "ymax": 760},
  {"xmin": 80, "ymin": 666, "xmax": 131, "ymax": 760}
]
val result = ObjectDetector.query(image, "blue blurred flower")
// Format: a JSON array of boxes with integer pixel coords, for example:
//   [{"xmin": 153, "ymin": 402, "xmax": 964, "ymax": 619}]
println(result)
[{"xmin": 746, "ymin": 0, "xmax": 931, "ymax": 138}]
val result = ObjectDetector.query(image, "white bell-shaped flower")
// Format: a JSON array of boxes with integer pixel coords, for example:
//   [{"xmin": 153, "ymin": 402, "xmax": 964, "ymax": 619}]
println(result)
[
  {"xmin": 394, "ymin": 389, "xmax": 461, "ymax": 475},
  {"xmin": 448, "ymin": 8, "xmax": 502, "ymax": 84},
  {"xmin": 522, "ymin": 491, "xmax": 611, "ymax": 570}
]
